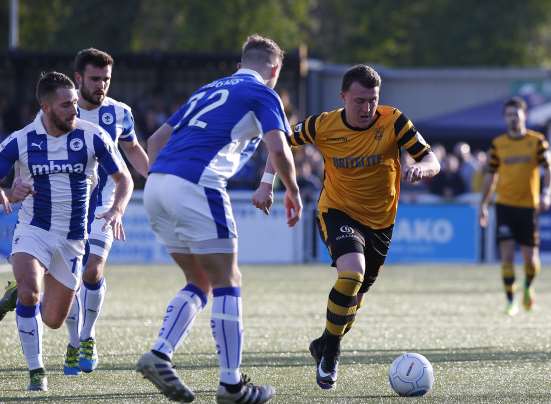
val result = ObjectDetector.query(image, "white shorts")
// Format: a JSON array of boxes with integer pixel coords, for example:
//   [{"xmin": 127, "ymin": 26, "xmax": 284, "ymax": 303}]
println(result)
[
  {"xmin": 87, "ymin": 211, "xmax": 114, "ymax": 259},
  {"xmin": 11, "ymin": 224, "xmax": 86, "ymax": 291},
  {"xmin": 144, "ymin": 173, "xmax": 237, "ymax": 254}
]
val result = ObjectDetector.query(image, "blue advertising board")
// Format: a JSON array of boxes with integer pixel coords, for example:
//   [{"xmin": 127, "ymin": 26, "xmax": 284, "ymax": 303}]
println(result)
[
  {"xmin": 317, "ymin": 203, "xmax": 480, "ymax": 263},
  {"xmin": 538, "ymin": 210, "xmax": 551, "ymax": 253}
]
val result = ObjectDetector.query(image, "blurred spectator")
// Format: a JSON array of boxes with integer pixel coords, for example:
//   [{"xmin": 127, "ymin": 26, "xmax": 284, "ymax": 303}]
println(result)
[
  {"xmin": 431, "ymin": 142, "xmax": 447, "ymax": 162},
  {"xmin": 429, "ymin": 154, "xmax": 467, "ymax": 198},
  {"xmin": 297, "ymin": 160, "xmax": 322, "ymax": 202},
  {"xmin": 453, "ymin": 141, "xmax": 479, "ymax": 192},
  {"xmin": 278, "ymin": 88, "xmax": 299, "ymax": 126}
]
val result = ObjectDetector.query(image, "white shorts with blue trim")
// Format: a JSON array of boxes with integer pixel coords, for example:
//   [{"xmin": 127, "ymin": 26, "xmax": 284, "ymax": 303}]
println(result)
[
  {"xmin": 11, "ymin": 224, "xmax": 86, "ymax": 291},
  {"xmin": 87, "ymin": 210, "xmax": 114, "ymax": 259},
  {"xmin": 144, "ymin": 173, "xmax": 237, "ymax": 254}
]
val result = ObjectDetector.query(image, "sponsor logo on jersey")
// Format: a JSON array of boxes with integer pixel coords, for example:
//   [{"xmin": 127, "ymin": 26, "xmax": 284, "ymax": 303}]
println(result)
[
  {"xmin": 69, "ymin": 138, "xmax": 84, "ymax": 151},
  {"xmin": 31, "ymin": 141, "xmax": 43, "ymax": 150},
  {"xmin": 503, "ymin": 155, "xmax": 531, "ymax": 164},
  {"xmin": 327, "ymin": 136, "xmax": 349, "ymax": 144},
  {"xmin": 31, "ymin": 161, "xmax": 85, "ymax": 175},
  {"xmin": 332, "ymin": 154, "xmax": 382, "ymax": 169}
]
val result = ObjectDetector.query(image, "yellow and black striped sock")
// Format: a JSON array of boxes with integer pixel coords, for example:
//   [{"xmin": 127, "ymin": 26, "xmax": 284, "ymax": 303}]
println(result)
[
  {"xmin": 326, "ymin": 271, "xmax": 363, "ymax": 338},
  {"xmin": 342, "ymin": 293, "xmax": 365, "ymax": 336},
  {"xmin": 524, "ymin": 259, "xmax": 540, "ymax": 289},
  {"xmin": 501, "ymin": 263, "xmax": 516, "ymax": 303}
]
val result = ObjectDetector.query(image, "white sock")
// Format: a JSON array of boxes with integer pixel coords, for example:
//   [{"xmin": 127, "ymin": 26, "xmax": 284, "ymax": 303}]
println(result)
[
  {"xmin": 152, "ymin": 284, "xmax": 207, "ymax": 359},
  {"xmin": 65, "ymin": 291, "xmax": 82, "ymax": 348},
  {"xmin": 211, "ymin": 287, "xmax": 243, "ymax": 385},
  {"xmin": 80, "ymin": 278, "xmax": 106, "ymax": 341},
  {"xmin": 15, "ymin": 303, "xmax": 44, "ymax": 370}
]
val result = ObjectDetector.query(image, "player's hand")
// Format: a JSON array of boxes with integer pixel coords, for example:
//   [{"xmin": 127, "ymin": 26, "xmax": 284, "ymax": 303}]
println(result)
[
  {"xmin": 479, "ymin": 203, "xmax": 489, "ymax": 228},
  {"xmin": 10, "ymin": 177, "xmax": 34, "ymax": 203},
  {"xmin": 0, "ymin": 189, "xmax": 12, "ymax": 214},
  {"xmin": 284, "ymin": 190, "xmax": 302, "ymax": 227},
  {"xmin": 403, "ymin": 165, "xmax": 423, "ymax": 183},
  {"xmin": 252, "ymin": 182, "xmax": 274, "ymax": 215},
  {"xmin": 96, "ymin": 207, "xmax": 126, "ymax": 241},
  {"xmin": 541, "ymin": 193, "xmax": 551, "ymax": 211}
]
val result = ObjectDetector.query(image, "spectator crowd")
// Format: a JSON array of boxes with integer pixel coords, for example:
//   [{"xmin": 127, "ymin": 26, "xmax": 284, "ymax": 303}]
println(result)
[{"xmin": 0, "ymin": 92, "xmax": 496, "ymax": 203}]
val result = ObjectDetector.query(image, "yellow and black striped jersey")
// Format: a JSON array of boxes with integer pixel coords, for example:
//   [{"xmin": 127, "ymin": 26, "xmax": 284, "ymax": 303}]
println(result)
[
  {"xmin": 488, "ymin": 130, "xmax": 550, "ymax": 208},
  {"xmin": 289, "ymin": 105, "xmax": 431, "ymax": 229}
]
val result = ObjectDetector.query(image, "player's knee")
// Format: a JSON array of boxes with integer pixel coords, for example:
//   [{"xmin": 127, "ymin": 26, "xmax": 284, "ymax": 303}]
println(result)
[
  {"xmin": 43, "ymin": 315, "xmax": 64, "ymax": 329},
  {"xmin": 83, "ymin": 258, "xmax": 105, "ymax": 284},
  {"xmin": 524, "ymin": 261, "xmax": 540, "ymax": 277},
  {"xmin": 17, "ymin": 286, "xmax": 40, "ymax": 306}
]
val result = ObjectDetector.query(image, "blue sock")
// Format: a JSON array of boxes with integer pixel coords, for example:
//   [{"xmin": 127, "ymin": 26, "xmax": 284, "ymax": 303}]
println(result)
[{"xmin": 16, "ymin": 302, "xmax": 44, "ymax": 370}]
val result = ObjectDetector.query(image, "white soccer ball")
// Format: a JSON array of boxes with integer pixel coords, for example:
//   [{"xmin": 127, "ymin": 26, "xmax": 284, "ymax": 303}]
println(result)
[{"xmin": 388, "ymin": 352, "xmax": 434, "ymax": 397}]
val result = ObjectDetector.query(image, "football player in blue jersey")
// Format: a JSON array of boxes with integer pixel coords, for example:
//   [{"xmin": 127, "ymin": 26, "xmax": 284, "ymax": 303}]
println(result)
[
  {"xmin": 0, "ymin": 72, "xmax": 132, "ymax": 391},
  {"xmin": 58, "ymin": 48, "xmax": 149, "ymax": 376},
  {"xmin": 136, "ymin": 34, "xmax": 302, "ymax": 404}
]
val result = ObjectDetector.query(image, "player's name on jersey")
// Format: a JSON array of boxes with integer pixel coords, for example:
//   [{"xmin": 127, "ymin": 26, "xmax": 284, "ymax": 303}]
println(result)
[{"xmin": 203, "ymin": 78, "xmax": 243, "ymax": 89}]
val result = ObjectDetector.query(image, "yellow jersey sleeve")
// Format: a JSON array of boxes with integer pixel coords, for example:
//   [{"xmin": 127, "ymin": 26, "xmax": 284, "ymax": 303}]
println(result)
[
  {"xmin": 289, "ymin": 114, "xmax": 320, "ymax": 147},
  {"xmin": 394, "ymin": 111, "xmax": 430, "ymax": 161},
  {"xmin": 537, "ymin": 136, "xmax": 550, "ymax": 167}
]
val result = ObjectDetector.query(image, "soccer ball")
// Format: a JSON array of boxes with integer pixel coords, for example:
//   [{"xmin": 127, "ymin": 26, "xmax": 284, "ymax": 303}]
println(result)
[{"xmin": 388, "ymin": 352, "xmax": 434, "ymax": 397}]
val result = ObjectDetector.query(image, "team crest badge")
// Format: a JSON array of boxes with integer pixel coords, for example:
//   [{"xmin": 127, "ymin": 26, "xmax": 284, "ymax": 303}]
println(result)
[
  {"xmin": 294, "ymin": 122, "xmax": 303, "ymax": 134},
  {"xmin": 102, "ymin": 112, "xmax": 114, "ymax": 125},
  {"xmin": 70, "ymin": 138, "xmax": 84, "ymax": 151}
]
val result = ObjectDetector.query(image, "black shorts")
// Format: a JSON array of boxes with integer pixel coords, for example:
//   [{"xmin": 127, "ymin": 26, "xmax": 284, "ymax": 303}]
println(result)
[
  {"xmin": 317, "ymin": 208, "xmax": 393, "ymax": 269},
  {"xmin": 495, "ymin": 203, "xmax": 539, "ymax": 247}
]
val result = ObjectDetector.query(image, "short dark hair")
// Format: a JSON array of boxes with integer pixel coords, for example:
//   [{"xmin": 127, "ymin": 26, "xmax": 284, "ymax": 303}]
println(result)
[
  {"xmin": 503, "ymin": 96, "xmax": 527, "ymax": 113},
  {"xmin": 36, "ymin": 71, "xmax": 75, "ymax": 103},
  {"xmin": 341, "ymin": 64, "xmax": 381, "ymax": 92},
  {"xmin": 241, "ymin": 34, "xmax": 284, "ymax": 65},
  {"xmin": 74, "ymin": 48, "xmax": 114, "ymax": 74}
]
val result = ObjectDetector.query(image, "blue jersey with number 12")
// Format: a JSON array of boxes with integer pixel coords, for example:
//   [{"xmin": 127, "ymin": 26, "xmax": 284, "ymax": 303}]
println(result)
[{"xmin": 149, "ymin": 68, "xmax": 290, "ymax": 189}]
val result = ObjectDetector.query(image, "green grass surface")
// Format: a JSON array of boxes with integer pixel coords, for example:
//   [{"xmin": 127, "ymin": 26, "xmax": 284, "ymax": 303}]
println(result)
[{"xmin": 1, "ymin": 263, "xmax": 550, "ymax": 403}]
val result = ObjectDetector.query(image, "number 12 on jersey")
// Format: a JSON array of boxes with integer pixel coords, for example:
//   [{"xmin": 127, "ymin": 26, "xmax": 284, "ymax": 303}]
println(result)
[{"xmin": 175, "ymin": 89, "xmax": 229, "ymax": 130}]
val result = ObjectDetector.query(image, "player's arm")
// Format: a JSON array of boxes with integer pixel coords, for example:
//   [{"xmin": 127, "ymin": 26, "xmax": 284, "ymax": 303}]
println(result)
[
  {"xmin": 99, "ymin": 168, "xmax": 133, "ymax": 240},
  {"xmin": 147, "ymin": 97, "xmax": 194, "ymax": 167},
  {"xmin": 261, "ymin": 129, "xmax": 302, "ymax": 227},
  {"xmin": 93, "ymin": 132, "xmax": 134, "ymax": 240},
  {"xmin": 395, "ymin": 114, "xmax": 440, "ymax": 182},
  {"xmin": 119, "ymin": 139, "xmax": 149, "ymax": 177},
  {"xmin": 539, "ymin": 137, "xmax": 551, "ymax": 210},
  {"xmin": 479, "ymin": 171, "xmax": 498, "ymax": 227},
  {"xmin": 479, "ymin": 141, "xmax": 500, "ymax": 227},
  {"xmin": 253, "ymin": 116, "xmax": 316, "ymax": 214},
  {"xmin": 403, "ymin": 150, "xmax": 440, "ymax": 183},
  {"xmin": 0, "ymin": 134, "xmax": 24, "ymax": 212},
  {"xmin": 0, "ymin": 187, "xmax": 10, "ymax": 213},
  {"xmin": 147, "ymin": 124, "xmax": 173, "ymax": 168},
  {"xmin": 118, "ymin": 109, "xmax": 149, "ymax": 177}
]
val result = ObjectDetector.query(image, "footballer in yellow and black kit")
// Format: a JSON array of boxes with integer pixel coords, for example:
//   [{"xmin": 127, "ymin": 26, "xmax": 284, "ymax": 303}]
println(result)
[
  {"xmin": 488, "ymin": 130, "xmax": 550, "ymax": 247},
  {"xmin": 289, "ymin": 105, "xmax": 431, "ymax": 276}
]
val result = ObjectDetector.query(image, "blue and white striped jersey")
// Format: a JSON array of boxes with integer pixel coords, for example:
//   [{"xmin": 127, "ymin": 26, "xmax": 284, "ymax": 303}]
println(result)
[
  {"xmin": 78, "ymin": 96, "xmax": 135, "ymax": 211},
  {"xmin": 150, "ymin": 68, "xmax": 290, "ymax": 189},
  {"xmin": 0, "ymin": 114, "xmax": 123, "ymax": 240}
]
